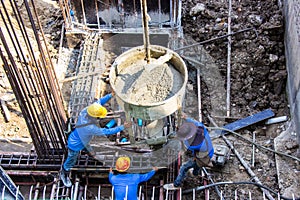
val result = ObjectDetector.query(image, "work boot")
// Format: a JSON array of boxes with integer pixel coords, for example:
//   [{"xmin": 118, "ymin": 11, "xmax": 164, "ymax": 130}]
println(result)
[
  {"xmin": 188, "ymin": 168, "xmax": 197, "ymax": 177},
  {"xmin": 60, "ymin": 168, "xmax": 72, "ymax": 187},
  {"xmin": 163, "ymin": 183, "xmax": 181, "ymax": 190}
]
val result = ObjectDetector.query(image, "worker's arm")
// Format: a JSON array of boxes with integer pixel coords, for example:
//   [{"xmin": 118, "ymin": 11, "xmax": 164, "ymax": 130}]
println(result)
[
  {"xmin": 138, "ymin": 167, "xmax": 158, "ymax": 182},
  {"xmin": 95, "ymin": 93, "xmax": 113, "ymax": 105},
  {"xmin": 85, "ymin": 121, "xmax": 131, "ymax": 136},
  {"xmin": 92, "ymin": 125, "xmax": 125, "ymax": 136},
  {"xmin": 108, "ymin": 168, "xmax": 114, "ymax": 183}
]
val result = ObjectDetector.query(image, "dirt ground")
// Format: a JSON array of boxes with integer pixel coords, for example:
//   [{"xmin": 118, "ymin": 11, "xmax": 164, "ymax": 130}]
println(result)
[{"xmin": 0, "ymin": 0, "xmax": 299, "ymax": 199}]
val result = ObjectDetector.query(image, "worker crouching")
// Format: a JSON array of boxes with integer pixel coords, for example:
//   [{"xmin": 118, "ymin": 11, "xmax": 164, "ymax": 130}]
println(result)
[{"xmin": 164, "ymin": 112, "xmax": 214, "ymax": 190}]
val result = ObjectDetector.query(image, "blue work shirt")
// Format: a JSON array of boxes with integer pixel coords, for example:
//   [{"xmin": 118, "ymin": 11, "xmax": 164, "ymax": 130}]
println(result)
[
  {"xmin": 109, "ymin": 170, "xmax": 156, "ymax": 200},
  {"xmin": 67, "ymin": 93, "xmax": 124, "ymax": 151},
  {"xmin": 184, "ymin": 118, "xmax": 214, "ymax": 158}
]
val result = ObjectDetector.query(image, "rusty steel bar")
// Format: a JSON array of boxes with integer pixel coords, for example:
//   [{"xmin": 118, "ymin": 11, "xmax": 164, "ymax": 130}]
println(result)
[
  {"xmin": 0, "ymin": 31, "xmax": 47, "ymax": 156},
  {"xmin": 5, "ymin": 0, "xmax": 53, "ymax": 155},
  {"xmin": 30, "ymin": 0, "xmax": 67, "ymax": 123},
  {"xmin": 1, "ymin": 0, "xmax": 68, "ymax": 158},
  {"xmin": 26, "ymin": 0, "xmax": 67, "ymax": 152}
]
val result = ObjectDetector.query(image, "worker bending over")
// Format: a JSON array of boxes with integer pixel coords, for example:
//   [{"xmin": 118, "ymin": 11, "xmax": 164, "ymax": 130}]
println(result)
[
  {"xmin": 60, "ymin": 92, "xmax": 131, "ymax": 187},
  {"xmin": 164, "ymin": 112, "xmax": 214, "ymax": 189}
]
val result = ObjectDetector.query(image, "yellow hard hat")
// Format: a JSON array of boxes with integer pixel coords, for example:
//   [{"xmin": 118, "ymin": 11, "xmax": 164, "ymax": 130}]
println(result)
[
  {"xmin": 116, "ymin": 156, "xmax": 130, "ymax": 172},
  {"xmin": 87, "ymin": 103, "xmax": 107, "ymax": 118}
]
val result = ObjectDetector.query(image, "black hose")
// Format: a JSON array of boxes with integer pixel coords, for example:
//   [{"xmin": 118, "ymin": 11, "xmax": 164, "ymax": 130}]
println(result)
[{"xmin": 182, "ymin": 181, "xmax": 300, "ymax": 200}]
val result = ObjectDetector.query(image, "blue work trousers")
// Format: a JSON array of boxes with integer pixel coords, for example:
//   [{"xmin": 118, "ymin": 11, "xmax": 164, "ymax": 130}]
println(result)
[
  {"xmin": 174, "ymin": 158, "xmax": 200, "ymax": 187},
  {"xmin": 63, "ymin": 148, "xmax": 80, "ymax": 171}
]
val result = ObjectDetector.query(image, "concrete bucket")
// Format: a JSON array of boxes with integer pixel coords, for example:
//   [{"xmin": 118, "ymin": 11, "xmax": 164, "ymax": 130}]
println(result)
[{"xmin": 109, "ymin": 45, "xmax": 188, "ymax": 121}]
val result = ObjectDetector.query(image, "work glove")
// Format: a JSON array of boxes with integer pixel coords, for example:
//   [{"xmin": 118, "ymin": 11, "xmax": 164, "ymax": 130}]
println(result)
[{"xmin": 93, "ymin": 155, "xmax": 105, "ymax": 162}]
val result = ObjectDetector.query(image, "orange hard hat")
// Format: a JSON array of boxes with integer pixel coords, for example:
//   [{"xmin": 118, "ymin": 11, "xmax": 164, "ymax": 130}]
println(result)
[
  {"xmin": 87, "ymin": 103, "xmax": 107, "ymax": 118},
  {"xmin": 116, "ymin": 156, "xmax": 130, "ymax": 172}
]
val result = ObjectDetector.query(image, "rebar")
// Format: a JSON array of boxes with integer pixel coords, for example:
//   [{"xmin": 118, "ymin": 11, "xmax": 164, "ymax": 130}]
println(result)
[{"xmin": 0, "ymin": 0, "xmax": 68, "ymax": 159}]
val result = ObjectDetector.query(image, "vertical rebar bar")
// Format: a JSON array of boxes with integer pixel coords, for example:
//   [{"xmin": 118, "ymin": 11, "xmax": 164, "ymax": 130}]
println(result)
[
  {"xmin": 43, "ymin": 185, "xmax": 47, "ymax": 200},
  {"xmin": 252, "ymin": 132, "xmax": 255, "ymax": 167},
  {"xmin": 1, "ymin": 0, "xmax": 68, "ymax": 158},
  {"xmin": 95, "ymin": 0, "xmax": 100, "ymax": 31},
  {"xmin": 98, "ymin": 185, "xmax": 101, "ymax": 200},
  {"xmin": 197, "ymin": 68, "xmax": 202, "ymax": 122},
  {"xmin": 80, "ymin": 0, "xmax": 87, "ymax": 27},
  {"xmin": 33, "ymin": 182, "xmax": 40, "ymax": 200},
  {"xmin": 226, "ymin": 0, "xmax": 232, "ymax": 117}
]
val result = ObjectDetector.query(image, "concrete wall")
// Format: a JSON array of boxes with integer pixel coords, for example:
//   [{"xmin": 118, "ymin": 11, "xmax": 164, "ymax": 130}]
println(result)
[{"xmin": 284, "ymin": 0, "xmax": 300, "ymax": 146}]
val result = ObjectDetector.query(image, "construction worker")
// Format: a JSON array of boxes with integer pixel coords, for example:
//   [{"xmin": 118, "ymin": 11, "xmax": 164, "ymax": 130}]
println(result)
[
  {"xmin": 109, "ymin": 156, "xmax": 158, "ymax": 200},
  {"xmin": 60, "ymin": 92, "xmax": 131, "ymax": 187},
  {"xmin": 164, "ymin": 112, "xmax": 214, "ymax": 190}
]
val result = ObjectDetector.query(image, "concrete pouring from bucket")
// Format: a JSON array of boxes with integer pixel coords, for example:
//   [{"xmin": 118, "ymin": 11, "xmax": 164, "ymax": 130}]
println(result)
[{"xmin": 109, "ymin": 45, "xmax": 188, "ymax": 121}]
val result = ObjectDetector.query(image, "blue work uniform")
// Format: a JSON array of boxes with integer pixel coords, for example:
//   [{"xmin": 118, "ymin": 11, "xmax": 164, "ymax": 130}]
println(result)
[
  {"xmin": 174, "ymin": 117, "xmax": 214, "ymax": 187},
  {"xmin": 63, "ymin": 93, "xmax": 124, "ymax": 171},
  {"xmin": 109, "ymin": 170, "xmax": 156, "ymax": 200}
]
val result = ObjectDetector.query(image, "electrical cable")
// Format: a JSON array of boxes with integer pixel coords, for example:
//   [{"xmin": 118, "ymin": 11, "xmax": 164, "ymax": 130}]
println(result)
[{"xmin": 182, "ymin": 181, "xmax": 300, "ymax": 200}]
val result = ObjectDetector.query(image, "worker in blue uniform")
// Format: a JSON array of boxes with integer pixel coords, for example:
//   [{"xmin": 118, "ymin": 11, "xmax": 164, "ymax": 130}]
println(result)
[
  {"xmin": 164, "ymin": 112, "xmax": 214, "ymax": 190},
  {"xmin": 60, "ymin": 92, "xmax": 131, "ymax": 187},
  {"xmin": 109, "ymin": 156, "xmax": 158, "ymax": 200}
]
